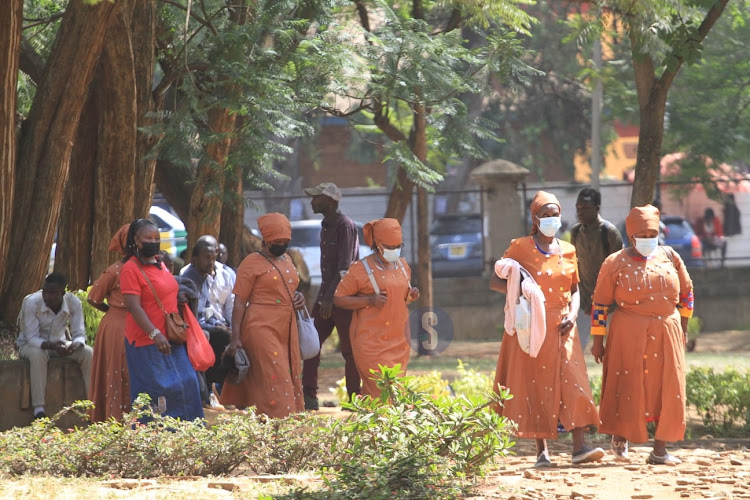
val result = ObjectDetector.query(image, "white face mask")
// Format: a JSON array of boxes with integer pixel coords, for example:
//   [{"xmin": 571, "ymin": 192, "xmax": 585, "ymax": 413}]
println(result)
[
  {"xmin": 536, "ymin": 216, "xmax": 562, "ymax": 237},
  {"xmin": 381, "ymin": 246, "xmax": 401, "ymax": 263},
  {"xmin": 634, "ymin": 237, "xmax": 659, "ymax": 257}
]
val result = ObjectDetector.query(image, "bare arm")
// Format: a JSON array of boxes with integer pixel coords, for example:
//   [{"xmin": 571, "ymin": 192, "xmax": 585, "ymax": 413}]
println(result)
[
  {"xmin": 489, "ymin": 273, "xmax": 508, "ymax": 294},
  {"xmin": 123, "ymin": 293, "xmax": 170, "ymax": 353},
  {"xmin": 87, "ymin": 297, "xmax": 109, "ymax": 313},
  {"xmin": 334, "ymin": 294, "xmax": 386, "ymax": 310},
  {"xmin": 225, "ymin": 299, "xmax": 248, "ymax": 355}
]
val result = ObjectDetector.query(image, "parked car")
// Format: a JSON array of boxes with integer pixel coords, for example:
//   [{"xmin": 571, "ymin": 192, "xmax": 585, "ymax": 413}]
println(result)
[
  {"xmin": 148, "ymin": 205, "xmax": 188, "ymax": 259},
  {"xmin": 661, "ymin": 215, "xmax": 703, "ymax": 268},
  {"xmin": 289, "ymin": 219, "xmax": 372, "ymax": 287},
  {"xmin": 430, "ymin": 214, "xmax": 483, "ymax": 277}
]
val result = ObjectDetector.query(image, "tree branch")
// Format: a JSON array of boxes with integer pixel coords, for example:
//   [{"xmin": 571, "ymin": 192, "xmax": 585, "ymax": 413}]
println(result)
[
  {"xmin": 22, "ymin": 12, "xmax": 64, "ymax": 30},
  {"xmin": 351, "ymin": 0, "xmax": 371, "ymax": 33},
  {"xmin": 373, "ymin": 99, "xmax": 408, "ymax": 143},
  {"xmin": 19, "ymin": 41, "xmax": 45, "ymax": 84},
  {"xmin": 659, "ymin": 0, "xmax": 729, "ymax": 91},
  {"xmin": 628, "ymin": 28, "xmax": 657, "ymax": 110}
]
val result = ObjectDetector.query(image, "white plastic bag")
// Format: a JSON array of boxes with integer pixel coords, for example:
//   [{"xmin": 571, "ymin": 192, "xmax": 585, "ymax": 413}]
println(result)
[
  {"xmin": 514, "ymin": 295, "xmax": 532, "ymax": 354},
  {"xmin": 296, "ymin": 306, "xmax": 321, "ymax": 360}
]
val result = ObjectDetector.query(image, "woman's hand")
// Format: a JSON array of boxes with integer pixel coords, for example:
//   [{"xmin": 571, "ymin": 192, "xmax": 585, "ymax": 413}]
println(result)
[
  {"xmin": 154, "ymin": 333, "xmax": 171, "ymax": 355},
  {"xmin": 591, "ymin": 337, "xmax": 605, "ymax": 364},
  {"xmin": 369, "ymin": 292, "xmax": 387, "ymax": 308},
  {"xmin": 557, "ymin": 314, "xmax": 577, "ymax": 336},
  {"xmin": 293, "ymin": 291, "xmax": 306, "ymax": 310},
  {"xmin": 407, "ymin": 287, "xmax": 420, "ymax": 303},
  {"xmin": 224, "ymin": 338, "xmax": 243, "ymax": 357}
]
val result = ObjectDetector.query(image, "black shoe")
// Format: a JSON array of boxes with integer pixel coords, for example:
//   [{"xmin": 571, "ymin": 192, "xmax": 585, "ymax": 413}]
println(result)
[
  {"xmin": 304, "ymin": 394, "xmax": 319, "ymax": 411},
  {"xmin": 33, "ymin": 412, "xmax": 46, "ymax": 420}
]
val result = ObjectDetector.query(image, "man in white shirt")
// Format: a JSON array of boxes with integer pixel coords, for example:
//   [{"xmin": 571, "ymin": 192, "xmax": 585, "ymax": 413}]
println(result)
[
  {"xmin": 16, "ymin": 273, "xmax": 94, "ymax": 420},
  {"xmin": 180, "ymin": 238, "xmax": 235, "ymax": 406}
]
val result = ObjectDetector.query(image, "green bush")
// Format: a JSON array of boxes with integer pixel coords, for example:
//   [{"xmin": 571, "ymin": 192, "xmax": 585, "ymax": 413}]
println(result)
[
  {"xmin": 73, "ymin": 288, "xmax": 104, "ymax": 346},
  {"xmin": 285, "ymin": 365, "xmax": 515, "ymax": 499},
  {"xmin": 686, "ymin": 367, "xmax": 750, "ymax": 433}
]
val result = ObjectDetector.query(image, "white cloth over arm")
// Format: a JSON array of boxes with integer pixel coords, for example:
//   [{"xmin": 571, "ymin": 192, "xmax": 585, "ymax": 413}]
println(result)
[{"xmin": 494, "ymin": 258, "xmax": 547, "ymax": 358}]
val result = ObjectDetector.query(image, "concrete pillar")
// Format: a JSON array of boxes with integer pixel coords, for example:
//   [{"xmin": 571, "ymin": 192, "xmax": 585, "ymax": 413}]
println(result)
[{"xmin": 470, "ymin": 160, "xmax": 530, "ymax": 273}]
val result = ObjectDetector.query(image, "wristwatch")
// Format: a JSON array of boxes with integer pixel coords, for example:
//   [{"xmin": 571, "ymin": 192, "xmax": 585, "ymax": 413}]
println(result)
[{"xmin": 148, "ymin": 328, "xmax": 161, "ymax": 340}]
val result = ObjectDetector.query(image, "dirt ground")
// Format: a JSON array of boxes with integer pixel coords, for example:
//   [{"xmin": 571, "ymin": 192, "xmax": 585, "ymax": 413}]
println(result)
[{"xmin": 1, "ymin": 330, "xmax": 749, "ymax": 499}]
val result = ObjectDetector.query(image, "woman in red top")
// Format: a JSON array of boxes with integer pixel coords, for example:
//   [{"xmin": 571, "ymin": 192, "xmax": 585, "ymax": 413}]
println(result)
[{"xmin": 119, "ymin": 219, "xmax": 203, "ymax": 421}]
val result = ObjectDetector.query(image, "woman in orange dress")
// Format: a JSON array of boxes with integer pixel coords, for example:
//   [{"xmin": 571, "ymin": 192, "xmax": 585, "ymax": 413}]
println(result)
[
  {"xmin": 87, "ymin": 224, "xmax": 131, "ymax": 422},
  {"xmin": 222, "ymin": 213, "xmax": 306, "ymax": 417},
  {"xmin": 334, "ymin": 218, "xmax": 420, "ymax": 398},
  {"xmin": 591, "ymin": 205, "xmax": 693, "ymax": 465},
  {"xmin": 490, "ymin": 191, "xmax": 603, "ymax": 467}
]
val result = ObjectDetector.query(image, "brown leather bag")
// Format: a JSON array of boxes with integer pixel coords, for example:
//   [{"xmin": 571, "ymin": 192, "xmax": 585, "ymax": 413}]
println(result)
[{"xmin": 137, "ymin": 264, "xmax": 187, "ymax": 344}]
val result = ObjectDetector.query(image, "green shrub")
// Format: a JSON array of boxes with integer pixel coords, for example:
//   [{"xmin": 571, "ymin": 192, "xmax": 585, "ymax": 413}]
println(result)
[
  {"xmin": 450, "ymin": 359, "xmax": 495, "ymax": 403},
  {"xmin": 285, "ymin": 365, "xmax": 515, "ymax": 499},
  {"xmin": 687, "ymin": 316, "xmax": 703, "ymax": 340},
  {"xmin": 73, "ymin": 288, "xmax": 104, "ymax": 346},
  {"xmin": 686, "ymin": 367, "xmax": 750, "ymax": 433}
]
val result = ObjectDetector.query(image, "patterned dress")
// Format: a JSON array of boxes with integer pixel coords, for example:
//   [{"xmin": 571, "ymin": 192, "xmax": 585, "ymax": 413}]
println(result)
[
  {"xmin": 591, "ymin": 246, "xmax": 694, "ymax": 443},
  {"xmin": 219, "ymin": 252, "xmax": 304, "ymax": 417},
  {"xmin": 493, "ymin": 236, "xmax": 599, "ymax": 438},
  {"xmin": 87, "ymin": 261, "xmax": 130, "ymax": 421},
  {"xmin": 334, "ymin": 255, "xmax": 412, "ymax": 398}
]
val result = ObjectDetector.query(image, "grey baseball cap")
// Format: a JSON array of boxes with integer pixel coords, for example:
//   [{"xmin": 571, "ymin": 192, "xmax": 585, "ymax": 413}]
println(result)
[{"xmin": 304, "ymin": 182, "xmax": 342, "ymax": 201}]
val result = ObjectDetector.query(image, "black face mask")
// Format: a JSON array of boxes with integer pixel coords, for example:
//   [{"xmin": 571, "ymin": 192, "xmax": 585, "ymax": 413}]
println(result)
[
  {"xmin": 268, "ymin": 243, "xmax": 289, "ymax": 257},
  {"xmin": 139, "ymin": 241, "xmax": 161, "ymax": 258}
]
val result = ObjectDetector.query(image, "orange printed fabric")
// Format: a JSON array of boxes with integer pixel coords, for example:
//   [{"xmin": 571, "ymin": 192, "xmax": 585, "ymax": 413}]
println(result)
[
  {"xmin": 334, "ymin": 256, "xmax": 411, "ymax": 398},
  {"xmin": 492, "ymin": 236, "xmax": 599, "ymax": 439},
  {"xmin": 219, "ymin": 253, "xmax": 304, "ymax": 418},
  {"xmin": 591, "ymin": 246, "xmax": 693, "ymax": 443}
]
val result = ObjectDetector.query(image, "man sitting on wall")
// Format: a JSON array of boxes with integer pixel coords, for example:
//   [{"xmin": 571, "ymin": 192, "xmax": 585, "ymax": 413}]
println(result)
[
  {"xmin": 181, "ymin": 237, "xmax": 235, "ymax": 407},
  {"xmin": 16, "ymin": 272, "xmax": 94, "ymax": 420}
]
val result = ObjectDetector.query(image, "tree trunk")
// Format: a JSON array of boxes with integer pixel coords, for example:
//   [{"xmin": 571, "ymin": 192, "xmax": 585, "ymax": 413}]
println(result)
[
  {"xmin": 131, "ymin": 0, "xmax": 159, "ymax": 218},
  {"xmin": 187, "ymin": 107, "xmax": 236, "ymax": 248},
  {"xmin": 630, "ymin": 87, "xmax": 668, "ymax": 208},
  {"xmin": 384, "ymin": 168, "xmax": 415, "ymax": 223},
  {"xmin": 91, "ymin": 8, "xmax": 138, "ymax": 278},
  {"xmin": 0, "ymin": 0, "xmax": 22, "ymax": 290},
  {"xmin": 220, "ymin": 117, "xmax": 246, "ymax": 268},
  {"xmin": 411, "ymin": 103, "xmax": 432, "ymax": 312},
  {"xmin": 0, "ymin": 0, "xmax": 119, "ymax": 321},
  {"xmin": 56, "ymin": 93, "xmax": 97, "ymax": 290}
]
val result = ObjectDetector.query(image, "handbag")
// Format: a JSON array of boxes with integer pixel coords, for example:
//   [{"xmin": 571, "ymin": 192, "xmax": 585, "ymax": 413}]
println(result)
[
  {"xmin": 137, "ymin": 263, "xmax": 188, "ymax": 344},
  {"xmin": 296, "ymin": 306, "xmax": 321, "ymax": 360},
  {"xmin": 222, "ymin": 347, "xmax": 251, "ymax": 384},
  {"xmin": 183, "ymin": 305, "xmax": 216, "ymax": 371}
]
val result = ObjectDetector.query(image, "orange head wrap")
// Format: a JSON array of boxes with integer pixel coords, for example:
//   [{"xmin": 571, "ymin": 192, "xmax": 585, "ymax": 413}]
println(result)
[
  {"xmin": 625, "ymin": 205, "xmax": 660, "ymax": 238},
  {"xmin": 363, "ymin": 218, "xmax": 402, "ymax": 248},
  {"xmin": 529, "ymin": 191, "xmax": 561, "ymax": 235},
  {"xmin": 257, "ymin": 212, "xmax": 291, "ymax": 242},
  {"xmin": 108, "ymin": 224, "xmax": 131, "ymax": 256}
]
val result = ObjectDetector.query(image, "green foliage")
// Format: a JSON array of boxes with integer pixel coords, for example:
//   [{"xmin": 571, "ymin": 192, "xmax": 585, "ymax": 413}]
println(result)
[
  {"xmin": 286, "ymin": 364, "xmax": 515, "ymax": 499},
  {"xmin": 589, "ymin": 374, "xmax": 602, "ymax": 406},
  {"xmin": 687, "ymin": 316, "xmax": 703, "ymax": 340},
  {"xmin": 450, "ymin": 359, "xmax": 495, "ymax": 404},
  {"xmin": 0, "ymin": 394, "xmax": 343, "ymax": 478},
  {"xmin": 72, "ymin": 289, "xmax": 103, "ymax": 346},
  {"xmin": 686, "ymin": 367, "xmax": 750, "ymax": 434}
]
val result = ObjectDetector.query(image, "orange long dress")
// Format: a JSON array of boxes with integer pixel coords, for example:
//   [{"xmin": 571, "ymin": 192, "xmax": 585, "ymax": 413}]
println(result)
[
  {"xmin": 88, "ymin": 261, "xmax": 131, "ymax": 422},
  {"xmin": 219, "ymin": 252, "xmax": 304, "ymax": 417},
  {"xmin": 592, "ymin": 247, "xmax": 692, "ymax": 443},
  {"xmin": 335, "ymin": 255, "xmax": 411, "ymax": 398},
  {"xmin": 493, "ymin": 236, "xmax": 599, "ymax": 438}
]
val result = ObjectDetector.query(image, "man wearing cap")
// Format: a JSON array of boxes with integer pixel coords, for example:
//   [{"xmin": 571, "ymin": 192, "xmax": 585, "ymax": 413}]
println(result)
[{"xmin": 302, "ymin": 182, "xmax": 361, "ymax": 410}]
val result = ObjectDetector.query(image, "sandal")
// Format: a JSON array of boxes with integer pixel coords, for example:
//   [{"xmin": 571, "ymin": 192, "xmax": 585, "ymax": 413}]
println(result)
[
  {"xmin": 647, "ymin": 451, "xmax": 681, "ymax": 465},
  {"xmin": 534, "ymin": 450, "xmax": 553, "ymax": 468},
  {"xmin": 571, "ymin": 444, "xmax": 605, "ymax": 465},
  {"xmin": 611, "ymin": 437, "xmax": 629, "ymax": 461}
]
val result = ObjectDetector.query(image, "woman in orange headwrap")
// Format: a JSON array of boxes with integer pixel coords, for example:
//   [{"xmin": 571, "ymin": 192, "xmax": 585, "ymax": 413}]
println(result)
[
  {"xmin": 222, "ymin": 213, "xmax": 306, "ymax": 417},
  {"xmin": 591, "ymin": 205, "xmax": 693, "ymax": 465},
  {"xmin": 334, "ymin": 218, "xmax": 420, "ymax": 398},
  {"xmin": 88, "ymin": 224, "xmax": 132, "ymax": 422},
  {"xmin": 490, "ymin": 191, "xmax": 603, "ymax": 467}
]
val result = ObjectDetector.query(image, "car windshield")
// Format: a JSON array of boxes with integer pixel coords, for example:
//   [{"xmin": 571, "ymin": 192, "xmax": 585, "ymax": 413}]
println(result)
[
  {"xmin": 431, "ymin": 216, "xmax": 481, "ymax": 235},
  {"xmin": 663, "ymin": 219, "xmax": 692, "ymax": 239}
]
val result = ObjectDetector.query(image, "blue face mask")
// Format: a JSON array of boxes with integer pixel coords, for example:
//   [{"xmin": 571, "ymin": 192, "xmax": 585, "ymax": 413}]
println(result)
[
  {"xmin": 634, "ymin": 237, "xmax": 659, "ymax": 257},
  {"xmin": 536, "ymin": 216, "xmax": 562, "ymax": 237}
]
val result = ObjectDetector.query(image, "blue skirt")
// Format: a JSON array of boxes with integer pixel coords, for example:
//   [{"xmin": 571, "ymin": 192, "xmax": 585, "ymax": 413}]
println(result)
[{"xmin": 124, "ymin": 340, "xmax": 204, "ymax": 421}]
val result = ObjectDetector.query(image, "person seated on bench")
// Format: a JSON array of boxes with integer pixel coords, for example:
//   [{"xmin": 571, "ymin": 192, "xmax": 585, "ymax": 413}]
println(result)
[{"xmin": 16, "ymin": 272, "xmax": 94, "ymax": 420}]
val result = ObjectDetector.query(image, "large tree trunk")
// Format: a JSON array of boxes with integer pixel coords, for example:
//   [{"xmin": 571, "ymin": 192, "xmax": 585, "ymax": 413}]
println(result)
[
  {"xmin": 220, "ymin": 117, "xmax": 246, "ymax": 269},
  {"xmin": 56, "ymin": 94, "xmax": 97, "ymax": 290},
  {"xmin": 0, "ymin": 0, "xmax": 22, "ymax": 291},
  {"xmin": 132, "ymin": 0, "xmax": 159, "ymax": 218},
  {"xmin": 630, "ymin": 88, "xmax": 667, "ymax": 207},
  {"xmin": 187, "ymin": 107, "xmax": 236, "ymax": 248},
  {"xmin": 0, "ymin": 0, "xmax": 119, "ymax": 321},
  {"xmin": 91, "ymin": 8, "xmax": 138, "ymax": 278},
  {"xmin": 412, "ymin": 103, "xmax": 432, "ymax": 312}
]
